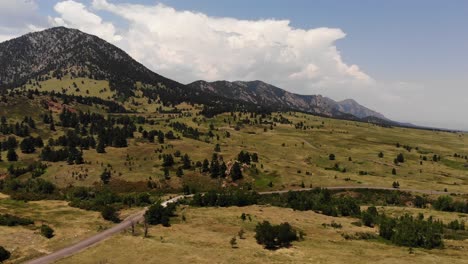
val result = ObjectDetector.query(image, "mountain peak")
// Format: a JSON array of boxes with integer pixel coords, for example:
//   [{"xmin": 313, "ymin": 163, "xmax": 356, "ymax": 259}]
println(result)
[
  {"xmin": 335, "ymin": 98, "xmax": 386, "ymax": 119},
  {"xmin": 0, "ymin": 26, "xmax": 185, "ymax": 96}
]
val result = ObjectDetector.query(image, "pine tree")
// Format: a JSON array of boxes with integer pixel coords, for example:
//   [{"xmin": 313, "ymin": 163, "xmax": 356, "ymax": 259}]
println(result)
[
  {"xmin": 100, "ymin": 169, "xmax": 111, "ymax": 184},
  {"xmin": 176, "ymin": 167, "xmax": 184, "ymax": 177},
  {"xmin": 231, "ymin": 162, "xmax": 243, "ymax": 181},
  {"xmin": 20, "ymin": 137, "xmax": 35, "ymax": 153},
  {"xmin": 214, "ymin": 144, "xmax": 221, "ymax": 152},
  {"xmin": 182, "ymin": 154, "xmax": 191, "ymax": 169},
  {"xmin": 7, "ymin": 148, "xmax": 18, "ymax": 161},
  {"xmin": 210, "ymin": 159, "xmax": 220, "ymax": 178},
  {"xmin": 164, "ymin": 167, "xmax": 170, "ymax": 179},
  {"xmin": 162, "ymin": 154, "xmax": 174, "ymax": 167},
  {"xmin": 157, "ymin": 131, "xmax": 164, "ymax": 144},
  {"xmin": 96, "ymin": 139, "xmax": 106, "ymax": 153},
  {"xmin": 202, "ymin": 159, "xmax": 210, "ymax": 173},
  {"xmin": 220, "ymin": 162, "xmax": 227, "ymax": 178}
]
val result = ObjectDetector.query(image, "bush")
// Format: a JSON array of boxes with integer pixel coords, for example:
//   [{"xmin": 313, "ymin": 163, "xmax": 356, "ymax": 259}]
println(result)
[
  {"xmin": 41, "ymin": 224, "xmax": 54, "ymax": 239},
  {"xmin": 101, "ymin": 206, "xmax": 120, "ymax": 223},
  {"xmin": 0, "ymin": 246, "xmax": 10, "ymax": 262},
  {"xmin": 255, "ymin": 221, "xmax": 299, "ymax": 250},
  {"xmin": 396, "ymin": 153, "xmax": 405, "ymax": 163},
  {"xmin": 0, "ymin": 214, "xmax": 34, "ymax": 226}
]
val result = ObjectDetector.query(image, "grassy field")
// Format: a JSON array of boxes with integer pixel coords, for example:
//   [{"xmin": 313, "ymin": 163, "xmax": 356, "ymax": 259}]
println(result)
[
  {"xmin": 0, "ymin": 194, "xmax": 114, "ymax": 263},
  {"xmin": 1, "ymin": 78, "xmax": 467, "ymax": 263},
  {"xmin": 44, "ymin": 112, "xmax": 468, "ymax": 193},
  {"xmin": 1, "ymin": 91, "xmax": 467, "ymax": 194},
  {"xmin": 57, "ymin": 205, "xmax": 468, "ymax": 264}
]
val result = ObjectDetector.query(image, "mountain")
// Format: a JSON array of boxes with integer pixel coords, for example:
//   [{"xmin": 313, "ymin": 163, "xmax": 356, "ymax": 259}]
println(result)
[
  {"xmin": 334, "ymin": 99, "xmax": 387, "ymax": 120},
  {"xmin": 188, "ymin": 80, "xmax": 387, "ymax": 120},
  {"xmin": 0, "ymin": 26, "xmax": 389, "ymax": 122},
  {"xmin": 0, "ymin": 27, "xmax": 277, "ymax": 116},
  {"xmin": 0, "ymin": 26, "xmax": 184, "ymax": 97}
]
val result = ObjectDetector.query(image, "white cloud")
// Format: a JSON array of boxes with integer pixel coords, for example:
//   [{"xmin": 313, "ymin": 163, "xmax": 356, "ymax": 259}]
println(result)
[
  {"xmin": 49, "ymin": 0, "xmax": 122, "ymax": 42},
  {"xmin": 89, "ymin": 0, "xmax": 373, "ymax": 94}
]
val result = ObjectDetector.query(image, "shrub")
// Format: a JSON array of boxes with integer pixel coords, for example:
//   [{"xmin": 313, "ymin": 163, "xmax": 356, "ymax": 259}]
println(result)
[
  {"xmin": 255, "ymin": 221, "xmax": 299, "ymax": 250},
  {"xmin": 396, "ymin": 153, "xmax": 405, "ymax": 163},
  {"xmin": 144, "ymin": 202, "xmax": 176, "ymax": 227},
  {"xmin": 41, "ymin": 224, "xmax": 54, "ymax": 239},
  {"xmin": 0, "ymin": 246, "xmax": 10, "ymax": 262},
  {"xmin": 0, "ymin": 214, "xmax": 34, "ymax": 226},
  {"xmin": 101, "ymin": 206, "xmax": 120, "ymax": 223}
]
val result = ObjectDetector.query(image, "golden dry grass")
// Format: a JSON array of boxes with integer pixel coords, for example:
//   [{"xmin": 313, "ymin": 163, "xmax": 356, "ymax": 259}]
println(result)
[
  {"xmin": 57, "ymin": 205, "xmax": 468, "ymax": 264},
  {"xmin": 0, "ymin": 198, "xmax": 111, "ymax": 263}
]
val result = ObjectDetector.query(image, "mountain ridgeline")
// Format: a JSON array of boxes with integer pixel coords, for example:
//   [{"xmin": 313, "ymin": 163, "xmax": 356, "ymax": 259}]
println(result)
[
  {"xmin": 0, "ymin": 27, "xmax": 390, "ymax": 122},
  {"xmin": 188, "ymin": 80, "xmax": 387, "ymax": 120}
]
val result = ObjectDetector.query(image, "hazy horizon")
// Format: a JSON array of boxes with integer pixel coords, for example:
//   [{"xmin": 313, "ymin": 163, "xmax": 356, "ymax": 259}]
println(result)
[{"xmin": 1, "ymin": 0, "xmax": 467, "ymax": 130}]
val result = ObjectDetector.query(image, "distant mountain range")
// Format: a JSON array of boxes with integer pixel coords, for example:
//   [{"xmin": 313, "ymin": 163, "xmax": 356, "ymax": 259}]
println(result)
[
  {"xmin": 188, "ymin": 80, "xmax": 387, "ymax": 119},
  {"xmin": 0, "ymin": 27, "xmax": 396, "ymax": 124}
]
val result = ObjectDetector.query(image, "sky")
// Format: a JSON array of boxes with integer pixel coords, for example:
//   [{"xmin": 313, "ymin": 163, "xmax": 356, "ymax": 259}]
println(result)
[{"xmin": 0, "ymin": 0, "xmax": 467, "ymax": 130}]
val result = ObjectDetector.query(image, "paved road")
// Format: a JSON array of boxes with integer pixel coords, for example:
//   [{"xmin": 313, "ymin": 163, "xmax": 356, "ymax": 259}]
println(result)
[{"xmin": 26, "ymin": 186, "xmax": 462, "ymax": 264}]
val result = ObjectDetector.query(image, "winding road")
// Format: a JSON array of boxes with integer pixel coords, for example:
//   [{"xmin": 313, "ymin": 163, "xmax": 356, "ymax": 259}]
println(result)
[{"xmin": 26, "ymin": 186, "xmax": 461, "ymax": 264}]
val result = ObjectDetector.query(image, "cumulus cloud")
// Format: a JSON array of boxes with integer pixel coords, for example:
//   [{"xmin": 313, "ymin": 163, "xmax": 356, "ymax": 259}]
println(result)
[
  {"xmin": 49, "ymin": 0, "xmax": 122, "ymax": 42},
  {"xmin": 89, "ymin": 0, "xmax": 373, "ymax": 94}
]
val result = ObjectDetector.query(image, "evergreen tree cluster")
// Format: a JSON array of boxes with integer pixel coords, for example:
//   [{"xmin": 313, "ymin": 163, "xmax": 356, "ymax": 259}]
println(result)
[
  {"xmin": 262, "ymin": 189, "xmax": 361, "ymax": 217},
  {"xmin": 142, "ymin": 129, "xmax": 165, "ymax": 143},
  {"xmin": 0, "ymin": 178, "xmax": 56, "ymax": 200},
  {"xmin": 19, "ymin": 136, "xmax": 43, "ymax": 153},
  {"xmin": 65, "ymin": 187, "xmax": 152, "ymax": 213},
  {"xmin": 190, "ymin": 190, "xmax": 259, "ymax": 207},
  {"xmin": 144, "ymin": 202, "xmax": 177, "ymax": 227},
  {"xmin": 50, "ymin": 130, "xmax": 96, "ymax": 149},
  {"xmin": 40, "ymin": 145, "xmax": 83, "ymax": 164},
  {"xmin": 40, "ymin": 90, "xmax": 128, "ymax": 113},
  {"xmin": 432, "ymin": 196, "xmax": 468, "ymax": 213},
  {"xmin": 1, "ymin": 136, "xmax": 18, "ymax": 150},
  {"xmin": 170, "ymin": 121, "xmax": 201, "ymax": 140},
  {"xmin": 237, "ymin": 151, "xmax": 259, "ymax": 164},
  {"xmin": 7, "ymin": 162, "xmax": 47, "ymax": 178},
  {"xmin": 379, "ymin": 213, "xmax": 444, "ymax": 249},
  {"xmin": 0, "ymin": 115, "xmax": 33, "ymax": 137}
]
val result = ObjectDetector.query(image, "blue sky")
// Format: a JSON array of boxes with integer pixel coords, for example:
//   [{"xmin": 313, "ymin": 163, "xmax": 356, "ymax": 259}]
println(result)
[
  {"xmin": 1, "ymin": 0, "xmax": 467, "ymax": 130},
  {"xmin": 64, "ymin": 0, "xmax": 468, "ymax": 80}
]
